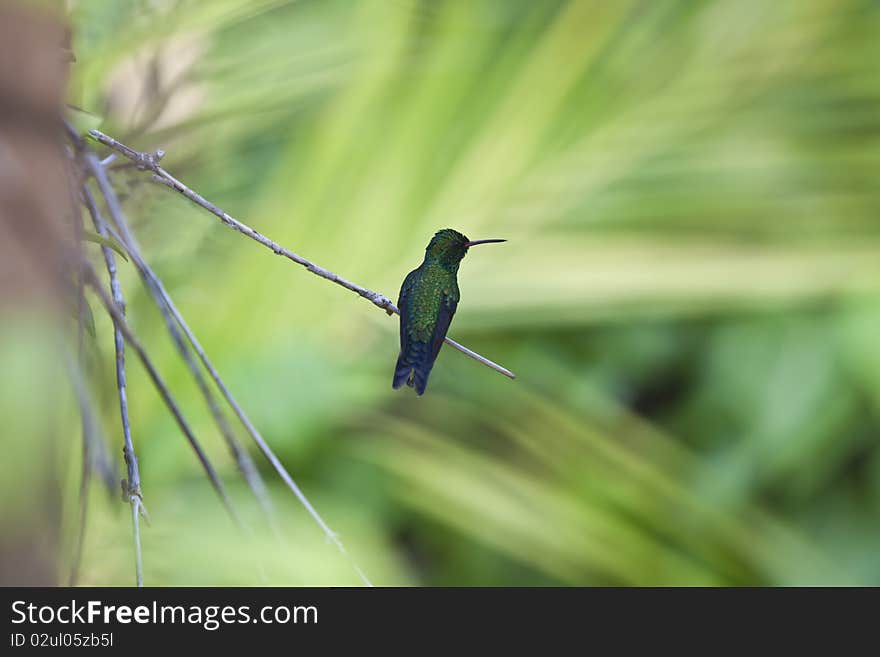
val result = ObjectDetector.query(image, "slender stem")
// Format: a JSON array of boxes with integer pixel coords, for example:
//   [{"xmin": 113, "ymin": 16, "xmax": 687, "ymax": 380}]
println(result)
[
  {"xmin": 83, "ymin": 151, "xmax": 278, "ymax": 535},
  {"xmin": 131, "ymin": 497, "xmax": 144, "ymax": 587},
  {"xmin": 81, "ymin": 185, "xmax": 146, "ymax": 586},
  {"xmin": 88, "ymin": 128, "xmax": 515, "ymax": 381}
]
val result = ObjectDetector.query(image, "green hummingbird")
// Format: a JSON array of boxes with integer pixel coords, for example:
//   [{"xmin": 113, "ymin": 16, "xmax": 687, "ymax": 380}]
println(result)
[{"xmin": 393, "ymin": 228, "xmax": 506, "ymax": 395}]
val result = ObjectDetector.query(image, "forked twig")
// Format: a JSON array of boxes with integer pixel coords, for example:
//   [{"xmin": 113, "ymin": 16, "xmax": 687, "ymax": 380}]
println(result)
[
  {"xmin": 82, "ymin": 150, "xmax": 279, "ymax": 536},
  {"xmin": 67, "ymin": 124, "xmax": 374, "ymax": 585}
]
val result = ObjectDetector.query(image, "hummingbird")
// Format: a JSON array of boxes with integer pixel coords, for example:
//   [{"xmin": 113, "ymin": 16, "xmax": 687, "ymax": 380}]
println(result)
[{"xmin": 393, "ymin": 229, "xmax": 505, "ymax": 395}]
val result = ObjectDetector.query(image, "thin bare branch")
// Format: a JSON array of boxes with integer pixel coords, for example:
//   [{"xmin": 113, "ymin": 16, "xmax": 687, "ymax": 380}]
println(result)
[
  {"xmin": 71, "ymin": 124, "xmax": 372, "ymax": 585},
  {"xmin": 131, "ymin": 497, "xmax": 144, "ymax": 587},
  {"xmin": 88, "ymin": 128, "xmax": 516, "ymax": 381},
  {"xmin": 82, "ymin": 263, "xmax": 240, "ymax": 527},
  {"xmin": 81, "ymin": 185, "xmax": 146, "ymax": 586}
]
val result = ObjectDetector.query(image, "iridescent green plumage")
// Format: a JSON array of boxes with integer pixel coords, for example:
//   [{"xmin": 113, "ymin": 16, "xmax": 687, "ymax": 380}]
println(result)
[{"xmin": 393, "ymin": 229, "xmax": 504, "ymax": 395}]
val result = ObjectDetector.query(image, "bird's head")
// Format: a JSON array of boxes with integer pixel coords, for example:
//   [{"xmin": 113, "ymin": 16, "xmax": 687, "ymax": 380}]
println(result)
[{"xmin": 425, "ymin": 228, "xmax": 505, "ymax": 267}]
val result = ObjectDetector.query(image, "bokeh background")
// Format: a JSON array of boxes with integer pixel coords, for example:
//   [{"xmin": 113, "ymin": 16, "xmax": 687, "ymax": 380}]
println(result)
[{"xmin": 2, "ymin": 0, "xmax": 880, "ymax": 585}]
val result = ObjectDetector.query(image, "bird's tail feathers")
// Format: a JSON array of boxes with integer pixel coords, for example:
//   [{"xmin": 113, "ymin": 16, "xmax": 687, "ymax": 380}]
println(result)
[
  {"xmin": 392, "ymin": 354, "xmax": 412, "ymax": 390},
  {"xmin": 392, "ymin": 349, "xmax": 433, "ymax": 396},
  {"xmin": 411, "ymin": 363, "xmax": 432, "ymax": 396}
]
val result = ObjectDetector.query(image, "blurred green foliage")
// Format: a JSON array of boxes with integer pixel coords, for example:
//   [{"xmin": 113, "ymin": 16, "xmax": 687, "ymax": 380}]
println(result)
[{"xmin": 4, "ymin": 0, "xmax": 880, "ymax": 585}]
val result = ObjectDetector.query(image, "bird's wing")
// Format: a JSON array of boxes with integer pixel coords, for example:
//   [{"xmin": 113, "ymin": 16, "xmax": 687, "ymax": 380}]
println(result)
[
  {"xmin": 428, "ymin": 284, "xmax": 458, "ymax": 362},
  {"xmin": 397, "ymin": 268, "xmax": 419, "ymax": 354}
]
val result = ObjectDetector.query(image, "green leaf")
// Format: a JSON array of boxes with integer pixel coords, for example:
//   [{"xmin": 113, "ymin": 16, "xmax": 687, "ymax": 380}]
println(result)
[{"xmin": 81, "ymin": 230, "xmax": 129, "ymax": 261}]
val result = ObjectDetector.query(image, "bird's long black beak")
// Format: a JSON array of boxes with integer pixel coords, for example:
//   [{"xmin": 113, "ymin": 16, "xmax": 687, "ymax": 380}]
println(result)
[{"xmin": 465, "ymin": 239, "xmax": 506, "ymax": 247}]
